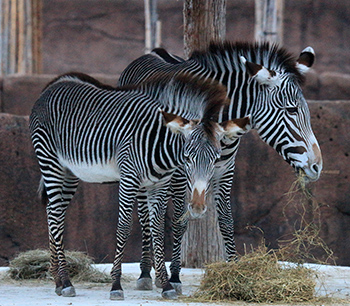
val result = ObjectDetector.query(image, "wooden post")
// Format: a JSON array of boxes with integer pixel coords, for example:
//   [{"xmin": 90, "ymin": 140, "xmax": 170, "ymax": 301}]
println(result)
[
  {"xmin": 144, "ymin": 0, "xmax": 161, "ymax": 54},
  {"xmin": 0, "ymin": 0, "xmax": 42, "ymax": 75},
  {"xmin": 181, "ymin": 0, "xmax": 226, "ymax": 268},
  {"xmin": 183, "ymin": 0, "xmax": 226, "ymax": 59},
  {"xmin": 255, "ymin": 0, "xmax": 284, "ymax": 44}
]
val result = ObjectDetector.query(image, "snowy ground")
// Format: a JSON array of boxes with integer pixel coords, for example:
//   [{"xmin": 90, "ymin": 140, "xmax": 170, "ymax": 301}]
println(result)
[{"xmin": 0, "ymin": 262, "xmax": 350, "ymax": 306}]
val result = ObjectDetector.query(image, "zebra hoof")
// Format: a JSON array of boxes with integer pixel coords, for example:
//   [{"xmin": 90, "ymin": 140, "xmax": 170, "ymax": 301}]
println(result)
[
  {"xmin": 55, "ymin": 286, "xmax": 62, "ymax": 296},
  {"xmin": 110, "ymin": 290, "xmax": 124, "ymax": 300},
  {"xmin": 170, "ymin": 282, "xmax": 182, "ymax": 295},
  {"xmin": 155, "ymin": 278, "xmax": 162, "ymax": 288},
  {"xmin": 136, "ymin": 277, "xmax": 153, "ymax": 290},
  {"xmin": 162, "ymin": 289, "xmax": 177, "ymax": 300},
  {"xmin": 61, "ymin": 286, "xmax": 76, "ymax": 297}
]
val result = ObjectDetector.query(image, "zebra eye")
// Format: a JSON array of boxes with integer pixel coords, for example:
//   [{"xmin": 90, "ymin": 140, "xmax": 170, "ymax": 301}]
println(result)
[{"xmin": 286, "ymin": 107, "xmax": 298, "ymax": 114}]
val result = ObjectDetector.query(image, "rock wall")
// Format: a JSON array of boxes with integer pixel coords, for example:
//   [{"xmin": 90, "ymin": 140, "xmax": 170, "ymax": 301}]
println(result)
[
  {"xmin": 41, "ymin": 0, "xmax": 350, "ymax": 75},
  {"xmin": 1, "ymin": 0, "xmax": 350, "ymax": 267},
  {"xmin": 1, "ymin": 70, "xmax": 350, "ymax": 116},
  {"xmin": 1, "ymin": 100, "xmax": 349, "ymax": 266}
]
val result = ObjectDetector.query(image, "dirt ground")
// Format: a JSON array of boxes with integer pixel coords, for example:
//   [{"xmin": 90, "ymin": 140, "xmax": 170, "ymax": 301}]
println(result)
[{"xmin": 0, "ymin": 262, "xmax": 350, "ymax": 306}]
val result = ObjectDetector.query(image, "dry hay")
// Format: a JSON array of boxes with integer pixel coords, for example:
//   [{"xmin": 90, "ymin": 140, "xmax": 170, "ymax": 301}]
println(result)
[
  {"xmin": 195, "ymin": 246, "xmax": 316, "ymax": 303},
  {"xmin": 279, "ymin": 169, "xmax": 335, "ymax": 265},
  {"xmin": 193, "ymin": 170, "xmax": 335, "ymax": 303},
  {"xmin": 8, "ymin": 249, "xmax": 111, "ymax": 283}
]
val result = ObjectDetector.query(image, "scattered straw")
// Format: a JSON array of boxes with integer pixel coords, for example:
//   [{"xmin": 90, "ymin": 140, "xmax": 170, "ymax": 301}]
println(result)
[
  {"xmin": 8, "ymin": 249, "xmax": 111, "ymax": 283},
  {"xmin": 194, "ymin": 246, "xmax": 316, "ymax": 303}
]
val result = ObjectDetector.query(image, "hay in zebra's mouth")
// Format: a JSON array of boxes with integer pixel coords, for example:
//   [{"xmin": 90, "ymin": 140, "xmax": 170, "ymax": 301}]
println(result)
[
  {"xmin": 8, "ymin": 249, "xmax": 111, "ymax": 283},
  {"xmin": 280, "ymin": 168, "xmax": 335, "ymax": 265}
]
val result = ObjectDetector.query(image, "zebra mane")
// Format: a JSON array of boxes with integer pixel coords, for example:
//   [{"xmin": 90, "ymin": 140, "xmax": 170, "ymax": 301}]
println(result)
[
  {"xmin": 190, "ymin": 41, "xmax": 304, "ymax": 84},
  {"xmin": 120, "ymin": 72, "xmax": 228, "ymax": 141},
  {"xmin": 159, "ymin": 73, "xmax": 228, "ymax": 121}
]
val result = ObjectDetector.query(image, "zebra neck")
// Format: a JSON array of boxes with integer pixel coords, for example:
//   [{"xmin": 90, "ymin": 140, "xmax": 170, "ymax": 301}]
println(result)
[{"xmin": 182, "ymin": 59, "xmax": 255, "ymax": 122}]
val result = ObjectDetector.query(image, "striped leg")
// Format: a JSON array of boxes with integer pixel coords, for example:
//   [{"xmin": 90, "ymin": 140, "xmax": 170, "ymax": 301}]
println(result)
[
  {"xmin": 43, "ymin": 168, "xmax": 79, "ymax": 296},
  {"xmin": 214, "ymin": 168, "xmax": 238, "ymax": 262},
  {"xmin": 32, "ymin": 129, "xmax": 79, "ymax": 296},
  {"xmin": 168, "ymin": 168, "xmax": 188, "ymax": 294},
  {"xmin": 110, "ymin": 176, "xmax": 139, "ymax": 300},
  {"xmin": 148, "ymin": 186, "xmax": 177, "ymax": 300},
  {"xmin": 135, "ymin": 191, "xmax": 153, "ymax": 290}
]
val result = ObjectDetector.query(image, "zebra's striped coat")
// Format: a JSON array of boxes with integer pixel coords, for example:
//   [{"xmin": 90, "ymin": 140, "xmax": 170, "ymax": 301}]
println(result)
[{"xmin": 30, "ymin": 72, "xmax": 246, "ymax": 300}]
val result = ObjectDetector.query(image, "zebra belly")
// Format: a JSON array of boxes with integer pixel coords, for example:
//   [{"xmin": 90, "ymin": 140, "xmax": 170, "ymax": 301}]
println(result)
[{"xmin": 59, "ymin": 157, "xmax": 120, "ymax": 183}]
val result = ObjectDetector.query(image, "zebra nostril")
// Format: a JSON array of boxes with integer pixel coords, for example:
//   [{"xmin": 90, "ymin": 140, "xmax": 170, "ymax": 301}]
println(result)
[{"xmin": 311, "ymin": 163, "xmax": 319, "ymax": 173}]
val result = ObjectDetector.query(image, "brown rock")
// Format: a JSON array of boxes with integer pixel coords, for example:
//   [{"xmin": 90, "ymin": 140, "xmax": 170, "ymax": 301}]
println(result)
[
  {"xmin": 1, "ymin": 74, "xmax": 118, "ymax": 116},
  {"xmin": 319, "ymin": 73, "xmax": 350, "ymax": 100},
  {"xmin": 0, "ymin": 101, "xmax": 349, "ymax": 266}
]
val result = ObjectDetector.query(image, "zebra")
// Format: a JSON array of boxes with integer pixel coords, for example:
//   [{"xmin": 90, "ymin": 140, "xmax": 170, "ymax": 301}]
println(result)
[
  {"xmin": 29, "ymin": 71, "xmax": 250, "ymax": 300},
  {"xmin": 117, "ymin": 41, "xmax": 323, "ymax": 293}
]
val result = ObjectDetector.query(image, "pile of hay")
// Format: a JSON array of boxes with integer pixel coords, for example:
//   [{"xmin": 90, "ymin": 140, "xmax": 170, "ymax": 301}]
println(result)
[
  {"xmin": 8, "ymin": 249, "xmax": 110, "ymax": 283},
  {"xmin": 194, "ymin": 171, "xmax": 333, "ymax": 303},
  {"xmin": 195, "ymin": 247, "xmax": 316, "ymax": 303}
]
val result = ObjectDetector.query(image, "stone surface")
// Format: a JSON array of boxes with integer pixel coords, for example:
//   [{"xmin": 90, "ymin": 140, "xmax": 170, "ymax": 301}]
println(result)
[
  {"xmin": 1, "ymin": 70, "xmax": 350, "ymax": 117},
  {"xmin": 0, "ymin": 74, "xmax": 118, "ymax": 116},
  {"xmin": 1, "ymin": 0, "xmax": 350, "ymax": 267},
  {"xmin": 0, "ymin": 101, "xmax": 349, "ymax": 267},
  {"xmin": 40, "ymin": 0, "xmax": 350, "ymax": 75}
]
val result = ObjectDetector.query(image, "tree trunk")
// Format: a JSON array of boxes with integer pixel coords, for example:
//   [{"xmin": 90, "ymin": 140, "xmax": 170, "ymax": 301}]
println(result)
[
  {"xmin": 181, "ymin": 0, "xmax": 226, "ymax": 268},
  {"xmin": 0, "ymin": 0, "xmax": 42, "ymax": 75},
  {"xmin": 183, "ymin": 0, "xmax": 226, "ymax": 59},
  {"xmin": 255, "ymin": 0, "xmax": 284, "ymax": 44}
]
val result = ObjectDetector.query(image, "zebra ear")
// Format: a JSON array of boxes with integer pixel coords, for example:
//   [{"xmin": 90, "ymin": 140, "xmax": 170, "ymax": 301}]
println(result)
[
  {"xmin": 296, "ymin": 46, "xmax": 315, "ymax": 74},
  {"xmin": 240, "ymin": 56, "xmax": 281, "ymax": 87},
  {"xmin": 219, "ymin": 115, "xmax": 251, "ymax": 140},
  {"xmin": 160, "ymin": 109, "xmax": 192, "ymax": 135}
]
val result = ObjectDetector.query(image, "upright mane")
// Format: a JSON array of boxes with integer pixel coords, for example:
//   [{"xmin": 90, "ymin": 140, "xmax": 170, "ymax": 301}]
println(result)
[
  {"xmin": 44, "ymin": 71, "xmax": 228, "ymax": 141},
  {"xmin": 190, "ymin": 41, "xmax": 304, "ymax": 84},
  {"xmin": 132, "ymin": 72, "xmax": 229, "ymax": 141},
  {"xmin": 121, "ymin": 72, "xmax": 228, "ymax": 122}
]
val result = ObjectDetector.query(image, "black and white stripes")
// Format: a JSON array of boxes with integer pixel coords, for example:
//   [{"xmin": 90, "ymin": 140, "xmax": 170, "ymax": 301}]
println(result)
[{"xmin": 30, "ymin": 72, "xmax": 233, "ymax": 300}]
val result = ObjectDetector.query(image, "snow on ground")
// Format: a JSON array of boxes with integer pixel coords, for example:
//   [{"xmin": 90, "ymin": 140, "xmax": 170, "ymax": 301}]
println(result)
[{"xmin": 0, "ymin": 262, "xmax": 350, "ymax": 306}]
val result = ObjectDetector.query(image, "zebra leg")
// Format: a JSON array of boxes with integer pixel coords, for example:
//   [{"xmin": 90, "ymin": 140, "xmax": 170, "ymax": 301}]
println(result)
[
  {"xmin": 135, "ymin": 191, "xmax": 153, "ymax": 290},
  {"xmin": 214, "ymin": 169, "xmax": 238, "ymax": 262},
  {"xmin": 44, "ymin": 171, "xmax": 79, "ymax": 297},
  {"xmin": 148, "ymin": 188, "xmax": 177, "ymax": 300},
  {"xmin": 110, "ymin": 177, "xmax": 138, "ymax": 300},
  {"xmin": 168, "ymin": 168, "xmax": 188, "ymax": 295}
]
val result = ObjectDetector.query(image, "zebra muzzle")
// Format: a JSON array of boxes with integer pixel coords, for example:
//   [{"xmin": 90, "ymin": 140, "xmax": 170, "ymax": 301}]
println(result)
[{"xmin": 188, "ymin": 188, "xmax": 207, "ymax": 218}]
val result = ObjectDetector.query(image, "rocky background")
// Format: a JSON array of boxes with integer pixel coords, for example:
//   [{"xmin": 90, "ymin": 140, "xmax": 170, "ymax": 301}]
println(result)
[{"xmin": 0, "ymin": 0, "xmax": 349, "ymax": 267}]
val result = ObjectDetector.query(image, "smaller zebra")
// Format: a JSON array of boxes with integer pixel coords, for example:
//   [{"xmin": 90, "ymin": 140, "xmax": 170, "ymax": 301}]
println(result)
[{"xmin": 29, "ymin": 72, "xmax": 249, "ymax": 300}]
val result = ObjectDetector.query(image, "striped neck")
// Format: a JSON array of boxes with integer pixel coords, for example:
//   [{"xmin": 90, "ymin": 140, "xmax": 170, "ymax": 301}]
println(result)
[{"xmin": 186, "ymin": 41, "xmax": 303, "ymax": 121}]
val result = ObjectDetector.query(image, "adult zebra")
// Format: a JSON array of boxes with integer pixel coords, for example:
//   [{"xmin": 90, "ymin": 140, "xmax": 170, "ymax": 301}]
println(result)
[
  {"xmin": 117, "ymin": 41, "xmax": 323, "ymax": 292},
  {"xmin": 30, "ymin": 71, "xmax": 250, "ymax": 300}
]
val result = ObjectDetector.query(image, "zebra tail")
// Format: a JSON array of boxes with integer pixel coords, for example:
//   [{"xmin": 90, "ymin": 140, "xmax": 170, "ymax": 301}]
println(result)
[{"xmin": 38, "ymin": 176, "xmax": 48, "ymax": 205}]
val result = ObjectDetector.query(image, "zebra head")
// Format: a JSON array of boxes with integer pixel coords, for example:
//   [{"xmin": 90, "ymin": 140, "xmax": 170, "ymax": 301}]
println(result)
[
  {"xmin": 240, "ymin": 46, "xmax": 322, "ymax": 183},
  {"xmin": 162, "ymin": 112, "xmax": 250, "ymax": 218}
]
